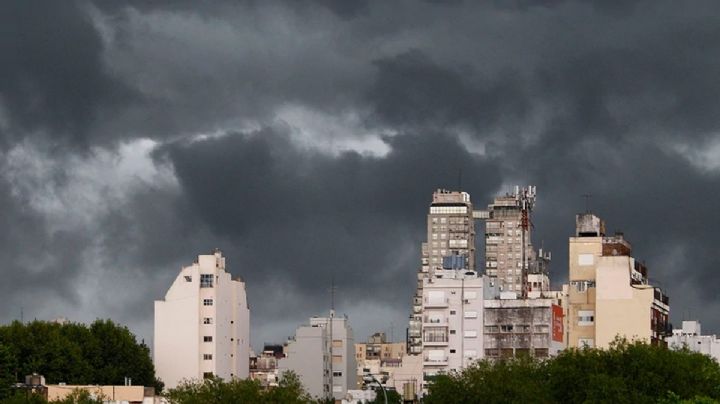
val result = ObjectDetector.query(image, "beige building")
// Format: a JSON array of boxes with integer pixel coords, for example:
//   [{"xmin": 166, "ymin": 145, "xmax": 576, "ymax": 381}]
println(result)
[
  {"xmin": 567, "ymin": 214, "xmax": 670, "ymax": 349},
  {"xmin": 481, "ymin": 186, "xmax": 551, "ymax": 298},
  {"xmin": 408, "ymin": 189, "xmax": 478, "ymax": 355},
  {"xmin": 46, "ymin": 385, "xmax": 160, "ymax": 403},
  {"xmin": 154, "ymin": 250, "xmax": 250, "ymax": 389},
  {"xmin": 355, "ymin": 333, "xmax": 405, "ymax": 391}
]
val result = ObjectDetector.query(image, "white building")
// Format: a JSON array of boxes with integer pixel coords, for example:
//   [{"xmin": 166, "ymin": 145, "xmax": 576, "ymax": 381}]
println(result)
[
  {"xmin": 667, "ymin": 321, "xmax": 720, "ymax": 362},
  {"xmin": 420, "ymin": 269, "xmax": 484, "ymax": 392},
  {"xmin": 154, "ymin": 250, "xmax": 250, "ymax": 389},
  {"xmin": 279, "ymin": 314, "xmax": 356, "ymax": 401}
]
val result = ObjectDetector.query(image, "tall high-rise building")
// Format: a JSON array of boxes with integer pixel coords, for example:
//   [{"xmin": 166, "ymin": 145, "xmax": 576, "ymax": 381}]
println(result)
[
  {"xmin": 567, "ymin": 213, "xmax": 670, "ymax": 348},
  {"xmin": 481, "ymin": 186, "xmax": 550, "ymax": 298},
  {"xmin": 154, "ymin": 250, "xmax": 250, "ymax": 389},
  {"xmin": 408, "ymin": 189, "xmax": 477, "ymax": 355}
]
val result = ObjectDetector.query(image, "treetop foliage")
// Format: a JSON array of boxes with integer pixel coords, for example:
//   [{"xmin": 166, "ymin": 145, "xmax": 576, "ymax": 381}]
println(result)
[
  {"xmin": 426, "ymin": 339, "xmax": 720, "ymax": 404},
  {"xmin": 165, "ymin": 371, "xmax": 313, "ymax": 404},
  {"xmin": 0, "ymin": 319, "xmax": 162, "ymax": 398}
]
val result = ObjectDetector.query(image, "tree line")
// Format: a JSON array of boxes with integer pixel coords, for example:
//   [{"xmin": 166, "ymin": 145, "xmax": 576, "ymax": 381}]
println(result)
[
  {"xmin": 426, "ymin": 339, "xmax": 720, "ymax": 404},
  {"xmin": 0, "ymin": 319, "xmax": 162, "ymax": 400}
]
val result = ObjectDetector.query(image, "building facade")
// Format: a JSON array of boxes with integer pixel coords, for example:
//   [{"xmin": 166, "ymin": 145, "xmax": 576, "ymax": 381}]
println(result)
[
  {"xmin": 408, "ymin": 189, "xmax": 478, "ymax": 355},
  {"xmin": 279, "ymin": 315, "xmax": 356, "ymax": 401},
  {"xmin": 419, "ymin": 271, "xmax": 484, "ymax": 392},
  {"xmin": 567, "ymin": 214, "xmax": 670, "ymax": 349},
  {"xmin": 154, "ymin": 250, "xmax": 250, "ymax": 389},
  {"xmin": 481, "ymin": 186, "xmax": 551, "ymax": 298},
  {"xmin": 483, "ymin": 294, "xmax": 565, "ymax": 359},
  {"xmin": 355, "ymin": 333, "xmax": 405, "ymax": 389}
]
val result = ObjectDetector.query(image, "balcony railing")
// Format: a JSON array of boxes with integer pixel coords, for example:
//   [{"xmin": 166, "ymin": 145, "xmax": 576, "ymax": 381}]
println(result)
[
  {"xmin": 424, "ymin": 298, "xmax": 449, "ymax": 308},
  {"xmin": 423, "ymin": 357, "xmax": 448, "ymax": 366}
]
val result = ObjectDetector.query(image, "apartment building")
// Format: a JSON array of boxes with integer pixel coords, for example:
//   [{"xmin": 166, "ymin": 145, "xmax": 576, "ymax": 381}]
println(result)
[
  {"xmin": 279, "ymin": 314, "xmax": 356, "ymax": 401},
  {"xmin": 481, "ymin": 186, "xmax": 551, "ymax": 298},
  {"xmin": 154, "ymin": 249, "xmax": 250, "ymax": 389},
  {"xmin": 408, "ymin": 189, "xmax": 478, "ymax": 355},
  {"xmin": 419, "ymin": 270, "xmax": 484, "ymax": 392},
  {"xmin": 567, "ymin": 213, "xmax": 670, "ymax": 348},
  {"xmin": 355, "ymin": 333, "xmax": 405, "ymax": 391}
]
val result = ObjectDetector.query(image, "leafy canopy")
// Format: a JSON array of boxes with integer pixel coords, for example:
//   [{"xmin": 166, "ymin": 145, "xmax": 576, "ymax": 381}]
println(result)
[{"xmin": 426, "ymin": 339, "xmax": 720, "ymax": 404}]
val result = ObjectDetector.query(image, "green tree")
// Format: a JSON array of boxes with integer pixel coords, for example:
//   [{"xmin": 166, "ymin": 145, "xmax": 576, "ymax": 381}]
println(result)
[
  {"xmin": 0, "ymin": 320, "xmax": 162, "ymax": 392},
  {"xmin": 367, "ymin": 388, "xmax": 402, "ymax": 403},
  {"xmin": 426, "ymin": 355, "xmax": 552, "ymax": 404},
  {"xmin": 425, "ymin": 340, "xmax": 720, "ymax": 404},
  {"xmin": 0, "ymin": 344, "xmax": 17, "ymax": 399},
  {"xmin": 0, "ymin": 391, "xmax": 47, "ymax": 404},
  {"xmin": 165, "ymin": 372, "xmax": 313, "ymax": 404},
  {"xmin": 50, "ymin": 389, "xmax": 104, "ymax": 404}
]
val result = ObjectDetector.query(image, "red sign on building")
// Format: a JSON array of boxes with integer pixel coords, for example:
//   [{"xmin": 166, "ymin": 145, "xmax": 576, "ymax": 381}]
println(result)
[{"xmin": 552, "ymin": 304, "xmax": 564, "ymax": 342}]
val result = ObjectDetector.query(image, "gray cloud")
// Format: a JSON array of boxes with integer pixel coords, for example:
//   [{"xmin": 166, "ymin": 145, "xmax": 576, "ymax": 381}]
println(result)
[{"xmin": 0, "ymin": 0, "xmax": 719, "ymax": 350}]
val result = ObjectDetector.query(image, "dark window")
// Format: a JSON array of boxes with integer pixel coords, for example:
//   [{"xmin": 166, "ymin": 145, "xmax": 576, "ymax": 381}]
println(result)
[
  {"xmin": 204, "ymin": 336, "xmax": 213, "ymax": 342},
  {"xmin": 200, "ymin": 274, "xmax": 214, "ymax": 288}
]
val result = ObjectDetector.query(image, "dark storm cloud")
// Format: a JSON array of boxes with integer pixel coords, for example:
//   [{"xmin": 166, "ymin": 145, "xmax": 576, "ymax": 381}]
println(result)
[
  {"xmin": 157, "ymin": 126, "xmax": 502, "ymax": 327},
  {"xmin": 0, "ymin": 1, "xmax": 134, "ymax": 148},
  {"xmin": 1, "ymin": 0, "xmax": 720, "ymax": 346}
]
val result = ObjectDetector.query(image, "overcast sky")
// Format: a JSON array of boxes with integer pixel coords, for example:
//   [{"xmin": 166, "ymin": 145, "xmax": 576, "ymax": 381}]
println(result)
[{"xmin": 2, "ymin": 0, "xmax": 720, "ymax": 351}]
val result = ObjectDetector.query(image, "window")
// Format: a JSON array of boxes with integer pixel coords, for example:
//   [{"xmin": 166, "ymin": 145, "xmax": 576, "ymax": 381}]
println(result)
[
  {"xmin": 200, "ymin": 274, "xmax": 214, "ymax": 288},
  {"xmin": 333, "ymin": 371, "xmax": 343, "ymax": 377},
  {"xmin": 184, "ymin": 276, "xmax": 192, "ymax": 282},
  {"xmin": 578, "ymin": 254, "xmax": 594, "ymax": 266},
  {"xmin": 204, "ymin": 336, "xmax": 213, "ymax": 342},
  {"xmin": 449, "ymin": 349, "xmax": 456, "ymax": 353},
  {"xmin": 464, "ymin": 330, "xmax": 478, "ymax": 338},
  {"xmin": 464, "ymin": 311, "xmax": 478, "ymax": 319},
  {"xmin": 203, "ymin": 354, "xmax": 213, "ymax": 360},
  {"xmin": 203, "ymin": 317, "xmax": 213, "ymax": 324},
  {"xmin": 203, "ymin": 299, "xmax": 213, "ymax": 306},
  {"xmin": 578, "ymin": 310, "xmax": 595, "ymax": 326},
  {"xmin": 464, "ymin": 350, "xmax": 477, "ymax": 359},
  {"xmin": 449, "ymin": 330, "xmax": 456, "ymax": 335},
  {"xmin": 203, "ymin": 372, "xmax": 213, "ymax": 379},
  {"xmin": 578, "ymin": 338, "xmax": 595, "ymax": 348},
  {"xmin": 450, "ymin": 310, "xmax": 456, "ymax": 315}
]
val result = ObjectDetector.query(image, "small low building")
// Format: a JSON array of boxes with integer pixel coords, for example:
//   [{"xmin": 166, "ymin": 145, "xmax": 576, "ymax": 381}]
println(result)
[{"xmin": 667, "ymin": 321, "xmax": 720, "ymax": 362}]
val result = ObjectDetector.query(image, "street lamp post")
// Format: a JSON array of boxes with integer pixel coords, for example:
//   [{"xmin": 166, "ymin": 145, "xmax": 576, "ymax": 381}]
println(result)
[{"xmin": 363, "ymin": 374, "xmax": 387, "ymax": 404}]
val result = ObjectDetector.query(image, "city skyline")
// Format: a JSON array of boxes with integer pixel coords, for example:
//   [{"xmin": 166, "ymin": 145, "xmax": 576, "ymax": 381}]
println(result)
[{"xmin": 2, "ymin": 1, "xmax": 720, "ymax": 354}]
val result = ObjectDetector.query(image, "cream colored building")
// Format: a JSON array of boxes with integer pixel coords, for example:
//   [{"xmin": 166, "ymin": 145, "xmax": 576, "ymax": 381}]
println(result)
[
  {"xmin": 567, "ymin": 214, "xmax": 670, "ymax": 349},
  {"xmin": 355, "ymin": 332, "xmax": 405, "ymax": 390},
  {"xmin": 154, "ymin": 250, "xmax": 250, "ymax": 389}
]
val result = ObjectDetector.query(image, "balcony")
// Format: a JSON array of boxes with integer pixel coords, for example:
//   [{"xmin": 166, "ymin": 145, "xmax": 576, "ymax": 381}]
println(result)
[
  {"xmin": 423, "ymin": 357, "xmax": 448, "ymax": 366},
  {"xmin": 423, "ymin": 317, "xmax": 448, "ymax": 326},
  {"xmin": 423, "ymin": 334, "xmax": 448, "ymax": 346},
  {"xmin": 424, "ymin": 298, "xmax": 449, "ymax": 308}
]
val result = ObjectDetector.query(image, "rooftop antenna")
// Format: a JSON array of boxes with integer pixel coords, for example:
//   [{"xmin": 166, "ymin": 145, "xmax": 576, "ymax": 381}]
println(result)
[
  {"xmin": 330, "ymin": 274, "xmax": 336, "ymax": 318},
  {"xmin": 581, "ymin": 193, "xmax": 592, "ymax": 213}
]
